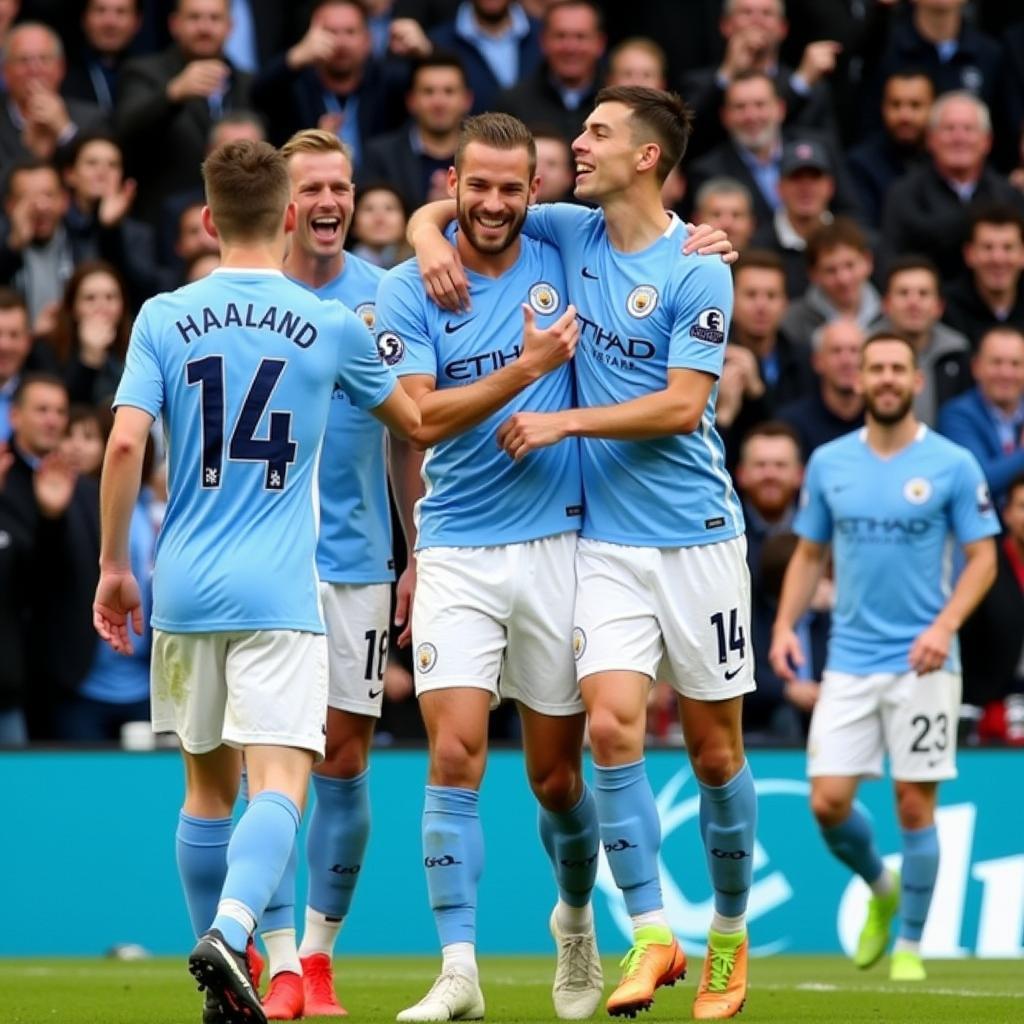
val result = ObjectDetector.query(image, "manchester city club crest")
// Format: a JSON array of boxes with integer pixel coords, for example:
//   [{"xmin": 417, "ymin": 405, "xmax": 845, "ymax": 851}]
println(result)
[
  {"xmin": 416, "ymin": 642, "xmax": 438, "ymax": 674},
  {"xmin": 903, "ymin": 477, "xmax": 933, "ymax": 505},
  {"xmin": 626, "ymin": 284, "xmax": 658, "ymax": 318},
  {"xmin": 528, "ymin": 282, "xmax": 559, "ymax": 314},
  {"xmin": 355, "ymin": 302, "xmax": 376, "ymax": 330},
  {"xmin": 572, "ymin": 627, "xmax": 587, "ymax": 661}
]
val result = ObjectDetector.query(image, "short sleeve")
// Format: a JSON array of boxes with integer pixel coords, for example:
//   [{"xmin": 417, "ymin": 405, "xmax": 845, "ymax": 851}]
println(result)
[
  {"xmin": 113, "ymin": 301, "xmax": 164, "ymax": 417},
  {"xmin": 793, "ymin": 450, "xmax": 833, "ymax": 544},
  {"xmin": 375, "ymin": 267, "xmax": 437, "ymax": 379},
  {"xmin": 949, "ymin": 449, "xmax": 1001, "ymax": 545},
  {"xmin": 667, "ymin": 256, "xmax": 733, "ymax": 379},
  {"xmin": 522, "ymin": 203, "xmax": 598, "ymax": 252},
  {"xmin": 330, "ymin": 301, "xmax": 397, "ymax": 411}
]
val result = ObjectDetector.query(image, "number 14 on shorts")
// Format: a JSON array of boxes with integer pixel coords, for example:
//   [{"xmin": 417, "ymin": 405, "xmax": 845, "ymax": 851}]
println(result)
[{"xmin": 711, "ymin": 608, "xmax": 746, "ymax": 674}]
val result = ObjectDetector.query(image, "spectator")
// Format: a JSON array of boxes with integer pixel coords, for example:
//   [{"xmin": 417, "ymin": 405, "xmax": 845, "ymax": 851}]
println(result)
[
  {"xmin": 61, "ymin": 133, "xmax": 167, "ymax": 307},
  {"xmin": 782, "ymin": 217, "xmax": 880, "ymax": 343},
  {"xmin": 0, "ymin": 158, "xmax": 73, "ymax": 329},
  {"xmin": 848, "ymin": 70, "xmax": 933, "ymax": 227},
  {"xmin": 532, "ymin": 125, "xmax": 573, "ymax": 202},
  {"xmin": 735, "ymin": 422, "xmax": 824, "ymax": 742},
  {"xmin": 938, "ymin": 326, "xmax": 1024, "ymax": 504},
  {"xmin": 62, "ymin": 0, "xmax": 143, "ymax": 113},
  {"xmin": 116, "ymin": 0, "xmax": 254, "ymax": 225},
  {"xmin": 250, "ymin": 0, "xmax": 409, "ymax": 158},
  {"xmin": 873, "ymin": 256, "xmax": 971, "ymax": 425},
  {"xmin": 0, "ymin": 373, "xmax": 99, "ymax": 740},
  {"xmin": 348, "ymin": 181, "xmax": 412, "ymax": 268},
  {"xmin": 427, "ymin": 0, "xmax": 542, "ymax": 115},
  {"xmin": 361, "ymin": 54, "xmax": 472, "ymax": 211},
  {"xmin": 777, "ymin": 317, "xmax": 865, "ymax": 459},
  {"xmin": 173, "ymin": 199, "xmax": 218, "ymax": 271},
  {"xmin": 496, "ymin": 1, "xmax": 605, "ymax": 144},
  {"xmin": 867, "ymin": 0, "xmax": 1001, "ymax": 138},
  {"xmin": 681, "ymin": 0, "xmax": 841, "ymax": 162},
  {"xmin": 0, "ymin": 434, "xmax": 30, "ymax": 746},
  {"xmin": 687, "ymin": 70, "xmax": 859, "ymax": 228},
  {"xmin": 960, "ymin": 473, "xmax": 1024, "ymax": 746},
  {"xmin": 221, "ymin": 0, "xmax": 299, "ymax": 75},
  {"xmin": 0, "ymin": 0, "xmax": 18, "ymax": 83},
  {"xmin": 0, "ymin": 22, "xmax": 107, "ymax": 166},
  {"xmin": 43, "ymin": 259, "xmax": 130, "ymax": 406},
  {"xmin": 0, "ymin": 287, "xmax": 55, "ymax": 441},
  {"xmin": 693, "ymin": 176, "xmax": 756, "ymax": 252},
  {"xmin": 60, "ymin": 402, "xmax": 105, "ymax": 477},
  {"xmin": 605, "ymin": 36, "xmax": 666, "ymax": 90},
  {"xmin": 882, "ymin": 91, "xmax": 1024, "ymax": 283},
  {"xmin": 752, "ymin": 138, "xmax": 838, "ymax": 299},
  {"xmin": 183, "ymin": 249, "xmax": 219, "ymax": 280},
  {"xmin": 944, "ymin": 204, "xmax": 1024, "ymax": 347}
]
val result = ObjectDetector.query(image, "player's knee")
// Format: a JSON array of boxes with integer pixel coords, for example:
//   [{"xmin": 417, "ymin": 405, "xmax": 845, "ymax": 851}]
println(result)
[
  {"xmin": 810, "ymin": 789, "xmax": 851, "ymax": 828},
  {"xmin": 528, "ymin": 759, "xmax": 581, "ymax": 812},
  {"xmin": 586, "ymin": 705, "xmax": 639, "ymax": 763},
  {"xmin": 430, "ymin": 732, "xmax": 485, "ymax": 789},
  {"xmin": 689, "ymin": 742, "xmax": 744, "ymax": 788},
  {"xmin": 319, "ymin": 743, "xmax": 368, "ymax": 779},
  {"xmin": 895, "ymin": 784, "xmax": 935, "ymax": 830}
]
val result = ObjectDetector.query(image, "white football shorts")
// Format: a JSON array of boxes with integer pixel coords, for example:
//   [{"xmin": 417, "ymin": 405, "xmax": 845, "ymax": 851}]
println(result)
[
  {"xmin": 808, "ymin": 669, "xmax": 960, "ymax": 781},
  {"xmin": 573, "ymin": 536, "xmax": 756, "ymax": 701},
  {"xmin": 151, "ymin": 629, "xmax": 328, "ymax": 759},
  {"xmin": 319, "ymin": 582, "xmax": 391, "ymax": 718},
  {"xmin": 411, "ymin": 531, "xmax": 582, "ymax": 715}
]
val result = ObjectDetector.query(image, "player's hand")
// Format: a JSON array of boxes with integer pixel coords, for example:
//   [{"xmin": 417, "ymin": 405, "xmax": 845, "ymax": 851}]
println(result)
[
  {"xmin": 389, "ymin": 18, "xmax": 432, "ymax": 58},
  {"xmin": 784, "ymin": 678, "xmax": 820, "ymax": 712},
  {"xmin": 909, "ymin": 621, "xmax": 952, "ymax": 676},
  {"xmin": 684, "ymin": 222, "xmax": 738, "ymax": 264},
  {"xmin": 415, "ymin": 231, "xmax": 470, "ymax": 312},
  {"xmin": 796, "ymin": 41, "xmax": 842, "ymax": 86},
  {"xmin": 287, "ymin": 24, "xmax": 338, "ymax": 69},
  {"xmin": 98, "ymin": 177, "xmax": 137, "ymax": 227},
  {"xmin": 497, "ymin": 410, "xmax": 567, "ymax": 461},
  {"xmin": 167, "ymin": 59, "xmax": 228, "ymax": 102},
  {"xmin": 769, "ymin": 626, "xmax": 804, "ymax": 684},
  {"xmin": 94, "ymin": 569, "xmax": 144, "ymax": 655},
  {"xmin": 394, "ymin": 560, "xmax": 416, "ymax": 648},
  {"xmin": 33, "ymin": 452, "xmax": 77, "ymax": 519},
  {"xmin": 521, "ymin": 303, "xmax": 578, "ymax": 376}
]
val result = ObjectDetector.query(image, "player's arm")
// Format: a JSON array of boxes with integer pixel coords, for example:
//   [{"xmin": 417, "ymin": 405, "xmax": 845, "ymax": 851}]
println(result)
[
  {"xmin": 94, "ymin": 405, "xmax": 152, "ymax": 655},
  {"xmin": 769, "ymin": 538, "xmax": 830, "ymax": 684},
  {"xmin": 368, "ymin": 383, "xmax": 421, "ymax": 440},
  {"xmin": 402, "ymin": 304, "xmax": 578, "ymax": 447},
  {"xmin": 388, "ymin": 437, "xmax": 423, "ymax": 647},
  {"xmin": 909, "ymin": 536, "xmax": 997, "ymax": 676}
]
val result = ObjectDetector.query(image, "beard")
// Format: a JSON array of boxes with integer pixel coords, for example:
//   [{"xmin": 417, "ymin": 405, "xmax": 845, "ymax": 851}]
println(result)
[
  {"xmin": 865, "ymin": 388, "xmax": 914, "ymax": 425},
  {"xmin": 455, "ymin": 200, "xmax": 526, "ymax": 255}
]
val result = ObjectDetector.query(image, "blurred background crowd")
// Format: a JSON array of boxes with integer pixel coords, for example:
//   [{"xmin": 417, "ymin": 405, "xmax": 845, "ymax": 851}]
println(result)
[{"xmin": 0, "ymin": 0, "xmax": 1022, "ymax": 750}]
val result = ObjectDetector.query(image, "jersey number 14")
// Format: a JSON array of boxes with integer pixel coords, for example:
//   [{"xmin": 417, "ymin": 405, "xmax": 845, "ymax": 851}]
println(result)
[{"xmin": 186, "ymin": 356, "xmax": 298, "ymax": 492}]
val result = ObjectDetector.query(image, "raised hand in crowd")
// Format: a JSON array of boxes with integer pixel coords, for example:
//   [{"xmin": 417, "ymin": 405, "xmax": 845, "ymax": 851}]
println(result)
[
  {"xmin": 32, "ymin": 301, "xmax": 59, "ymax": 339},
  {"xmin": 716, "ymin": 344, "xmax": 765, "ymax": 429},
  {"xmin": 718, "ymin": 25, "xmax": 772, "ymax": 80},
  {"xmin": 388, "ymin": 18, "xmax": 431, "ymax": 59},
  {"xmin": 796, "ymin": 40, "xmax": 843, "ymax": 88},
  {"xmin": 21, "ymin": 82, "xmax": 72, "ymax": 159},
  {"xmin": 97, "ymin": 178, "xmax": 138, "ymax": 228},
  {"xmin": 6, "ymin": 194, "xmax": 37, "ymax": 251},
  {"xmin": 166, "ymin": 58, "xmax": 228, "ymax": 103},
  {"xmin": 285, "ymin": 22, "xmax": 338, "ymax": 71},
  {"xmin": 33, "ymin": 452, "xmax": 78, "ymax": 520}
]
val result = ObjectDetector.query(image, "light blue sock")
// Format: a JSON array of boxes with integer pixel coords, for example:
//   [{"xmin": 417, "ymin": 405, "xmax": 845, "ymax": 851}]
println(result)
[
  {"xmin": 306, "ymin": 770, "xmax": 371, "ymax": 918},
  {"xmin": 538, "ymin": 784, "xmax": 600, "ymax": 908},
  {"xmin": 260, "ymin": 839, "xmax": 298, "ymax": 933},
  {"xmin": 175, "ymin": 812, "xmax": 232, "ymax": 938},
  {"xmin": 698, "ymin": 761, "xmax": 758, "ymax": 918},
  {"xmin": 592, "ymin": 760, "xmax": 662, "ymax": 915},
  {"xmin": 821, "ymin": 807, "xmax": 885, "ymax": 886},
  {"xmin": 423, "ymin": 785, "xmax": 483, "ymax": 947},
  {"xmin": 212, "ymin": 790, "xmax": 301, "ymax": 951},
  {"xmin": 900, "ymin": 825, "xmax": 939, "ymax": 942}
]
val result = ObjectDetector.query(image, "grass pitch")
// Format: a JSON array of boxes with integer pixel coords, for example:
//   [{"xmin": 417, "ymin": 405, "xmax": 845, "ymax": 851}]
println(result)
[{"xmin": 2, "ymin": 955, "xmax": 1022, "ymax": 1024}]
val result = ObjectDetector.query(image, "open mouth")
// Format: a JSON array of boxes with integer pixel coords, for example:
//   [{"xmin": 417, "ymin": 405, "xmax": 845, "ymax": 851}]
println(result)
[
  {"xmin": 474, "ymin": 215, "xmax": 509, "ymax": 232},
  {"xmin": 310, "ymin": 216, "xmax": 341, "ymax": 243},
  {"xmin": 575, "ymin": 161, "xmax": 595, "ymax": 183}
]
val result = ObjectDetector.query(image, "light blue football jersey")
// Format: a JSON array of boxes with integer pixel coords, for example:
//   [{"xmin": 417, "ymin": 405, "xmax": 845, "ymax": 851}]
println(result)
[
  {"xmin": 114, "ymin": 268, "xmax": 397, "ymax": 633},
  {"xmin": 295, "ymin": 253, "xmax": 394, "ymax": 584},
  {"xmin": 795, "ymin": 426, "xmax": 1001, "ymax": 674},
  {"xmin": 522, "ymin": 204, "xmax": 744, "ymax": 548},
  {"xmin": 374, "ymin": 229, "xmax": 581, "ymax": 550}
]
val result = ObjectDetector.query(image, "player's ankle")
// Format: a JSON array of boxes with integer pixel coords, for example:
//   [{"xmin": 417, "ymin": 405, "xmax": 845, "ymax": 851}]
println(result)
[{"xmin": 441, "ymin": 942, "xmax": 478, "ymax": 980}]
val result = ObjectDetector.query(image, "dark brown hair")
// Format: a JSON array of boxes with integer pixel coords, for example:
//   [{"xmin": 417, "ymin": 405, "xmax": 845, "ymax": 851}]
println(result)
[
  {"xmin": 201, "ymin": 139, "xmax": 290, "ymax": 242},
  {"xmin": 48, "ymin": 260, "xmax": 131, "ymax": 366},
  {"xmin": 455, "ymin": 113, "xmax": 537, "ymax": 178}
]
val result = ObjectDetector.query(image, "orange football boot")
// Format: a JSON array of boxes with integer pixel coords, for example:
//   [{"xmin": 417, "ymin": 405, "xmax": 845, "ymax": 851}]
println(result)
[
  {"xmin": 606, "ymin": 926, "xmax": 687, "ymax": 1018},
  {"xmin": 692, "ymin": 930, "xmax": 748, "ymax": 1019}
]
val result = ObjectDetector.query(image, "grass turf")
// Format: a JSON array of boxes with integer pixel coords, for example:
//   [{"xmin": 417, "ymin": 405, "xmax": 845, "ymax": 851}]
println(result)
[{"xmin": 1, "ymin": 955, "xmax": 1022, "ymax": 1024}]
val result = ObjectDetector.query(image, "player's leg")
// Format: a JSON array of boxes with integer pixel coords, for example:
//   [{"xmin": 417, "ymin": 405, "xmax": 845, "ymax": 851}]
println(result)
[
  {"xmin": 885, "ymin": 668, "xmax": 959, "ymax": 981},
  {"xmin": 397, "ymin": 546, "xmax": 505, "ymax": 1022},
  {"xmin": 575, "ymin": 539, "xmax": 685, "ymax": 1017},
  {"xmin": 809, "ymin": 672, "xmax": 897, "ymax": 970}
]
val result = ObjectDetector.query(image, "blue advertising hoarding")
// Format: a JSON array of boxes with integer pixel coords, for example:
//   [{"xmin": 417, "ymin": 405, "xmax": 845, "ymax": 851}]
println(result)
[{"xmin": 1, "ymin": 749, "xmax": 1021, "ymax": 958}]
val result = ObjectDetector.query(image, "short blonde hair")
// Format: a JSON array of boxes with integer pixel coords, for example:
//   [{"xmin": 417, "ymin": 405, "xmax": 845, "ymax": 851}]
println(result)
[
  {"xmin": 280, "ymin": 128, "xmax": 354, "ymax": 167},
  {"xmin": 201, "ymin": 140, "xmax": 290, "ymax": 242}
]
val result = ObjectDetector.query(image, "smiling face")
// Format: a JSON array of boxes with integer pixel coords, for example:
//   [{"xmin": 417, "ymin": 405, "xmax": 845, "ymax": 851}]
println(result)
[
  {"xmin": 883, "ymin": 267, "xmax": 941, "ymax": 336},
  {"xmin": 965, "ymin": 221, "xmax": 1024, "ymax": 294},
  {"xmin": 810, "ymin": 243, "xmax": 872, "ymax": 313},
  {"xmin": 453, "ymin": 141, "xmax": 536, "ymax": 256},
  {"xmin": 66, "ymin": 139, "xmax": 123, "ymax": 203},
  {"xmin": 287, "ymin": 149, "xmax": 355, "ymax": 261},
  {"xmin": 722, "ymin": 75, "xmax": 784, "ymax": 152},
  {"xmin": 738, "ymin": 432, "xmax": 802, "ymax": 517},
  {"xmin": 353, "ymin": 187, "xmax": 405, "ymax": 248},
  {"xmin": 73, "ymin": 270, "xmax": 123, "ymax": 326},
  {"xmin": 859, "ymin": 338, "xmax": 920, "ymax": 425},
  {"xmin": 572, "ymin": 101, "xmax": 650, "ymax": 202},
  {"xmin": 170, "ymin": 0, "xmax": 230, "ymax": 61}
]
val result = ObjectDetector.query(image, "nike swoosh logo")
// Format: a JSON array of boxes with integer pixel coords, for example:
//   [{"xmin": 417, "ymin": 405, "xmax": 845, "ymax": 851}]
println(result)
[
  {"xmin": 368, "ymin": 687, "xmax": 384, "ymax": 699},
  {"xmin": 724, "ymin": 666, "xmax": 744, "ymax": 681},
  {"xmin": 444, "ymin": 318, "xmax": 476, "ymax": 334},
  {"xmin": 581, "ymin": 266, "xmax": 599, "ymax": 280}
]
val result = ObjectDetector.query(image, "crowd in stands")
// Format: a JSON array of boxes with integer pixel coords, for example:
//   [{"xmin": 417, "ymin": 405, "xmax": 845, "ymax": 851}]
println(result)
[{"xmin": 0, "ymin": 0, "xmax": 1022, "ymax": 749}]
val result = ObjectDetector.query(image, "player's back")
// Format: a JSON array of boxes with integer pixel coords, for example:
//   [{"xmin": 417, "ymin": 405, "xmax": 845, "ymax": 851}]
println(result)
[{"xmin": 119, "ymin": 268, "xmax": 347, "ymax": 634}]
